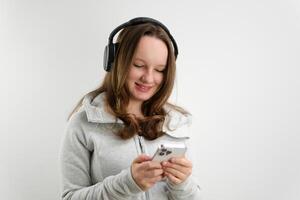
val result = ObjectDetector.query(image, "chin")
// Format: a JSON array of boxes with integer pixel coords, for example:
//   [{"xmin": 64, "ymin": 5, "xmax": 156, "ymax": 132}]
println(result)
[
  {"xmin": 128, "ymin": 84, "xmax": 158, "ymax": 102},
  {"xmin": 131, "ymin": 90, "xmax": 155, "ymax": 102},
  {"xmin": 133, "ymin": 94, "xmax": 152, "ymax": 102}
]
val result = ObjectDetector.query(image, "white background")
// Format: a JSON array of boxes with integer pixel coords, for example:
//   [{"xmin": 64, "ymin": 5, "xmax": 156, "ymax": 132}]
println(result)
[{"xmin": 1, "ymin": 0, "xmax": 300, "ymax": 199}]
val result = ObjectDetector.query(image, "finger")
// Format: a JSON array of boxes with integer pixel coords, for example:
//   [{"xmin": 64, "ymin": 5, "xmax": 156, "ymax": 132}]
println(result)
[
  {"xmin": 164, "ymin": 167, "xmax": 186, "ymax": 180},
  {"xmin": 145, "ymin": 168, "xmax": 164, "ymax": 178},
  {"xmin": 165, "ymin": 172, "xmax": 182, "ymax": 185},
  {"xmin": 169, "ymin": 157, "xmax": 193, "ymax": 168},
  {"xmin": 133, "ymin": 154, "xmax": 152, "ymax": 164},
  {"xmin": 147, "ymin": 161, "xmax": 163, "ymax": 170},
  {"xmin": 162, "ymin": 162, "xmax": 191, "ymax": 176},
  {"xmin": 139, "ymin": 161, "xmax": 162, "ymax": 171},
  {"xmin": 148, "ymin": 175, "xmax": 164, "ymax": 184}
]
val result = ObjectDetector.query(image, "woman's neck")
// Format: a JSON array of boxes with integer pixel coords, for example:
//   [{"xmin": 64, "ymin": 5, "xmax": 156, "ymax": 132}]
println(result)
[{"xmin": 127, "ymin": 100, "xmax": 144, "ymax": 118}]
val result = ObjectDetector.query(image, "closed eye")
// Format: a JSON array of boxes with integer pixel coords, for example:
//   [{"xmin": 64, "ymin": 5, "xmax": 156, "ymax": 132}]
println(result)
[
  {"xmin": 133, "ymin": 64, "xmax": 144, "ymax": 68},
  {"xmin": 156, "ymin": 69, "xmax": 165, "ymax": 73}
]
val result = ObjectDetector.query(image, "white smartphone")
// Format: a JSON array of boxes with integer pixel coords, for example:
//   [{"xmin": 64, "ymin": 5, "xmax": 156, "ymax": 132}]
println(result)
[{"xmin": 151, "ymin": 143, "xmax": 187, "ymax": 162}]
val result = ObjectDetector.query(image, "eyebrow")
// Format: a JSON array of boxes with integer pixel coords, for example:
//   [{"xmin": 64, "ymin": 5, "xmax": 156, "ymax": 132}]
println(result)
[{"xmin": 134, "ymin": 58, "xmax": 166, "ymax": 67}]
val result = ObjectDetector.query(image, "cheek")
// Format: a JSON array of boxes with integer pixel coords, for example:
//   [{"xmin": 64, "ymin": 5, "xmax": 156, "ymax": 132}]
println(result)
[
  {"xmin": 127, "ymin": 68, "xmax": 140, "ymax": 82},
  {"xmin": 155, "ymin": 74, "xmax": 164, "ymax": 85}
]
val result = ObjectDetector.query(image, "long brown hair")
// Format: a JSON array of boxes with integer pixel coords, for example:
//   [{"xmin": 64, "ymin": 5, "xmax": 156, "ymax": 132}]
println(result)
[{"xmin": 68, "ymin": 23, "xmax": 187, "ymax": 140}]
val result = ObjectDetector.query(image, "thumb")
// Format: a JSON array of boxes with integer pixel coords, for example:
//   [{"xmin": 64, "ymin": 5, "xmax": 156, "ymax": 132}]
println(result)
[{"xmin": 133, "ymin": 154, "xmax": 151, "ymax": 164}]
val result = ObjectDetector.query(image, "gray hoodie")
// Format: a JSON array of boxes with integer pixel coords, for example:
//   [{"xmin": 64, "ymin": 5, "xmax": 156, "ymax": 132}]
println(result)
[{"xmin": 60, "ymin": 92, "xmax": 202, "ymax": 200}]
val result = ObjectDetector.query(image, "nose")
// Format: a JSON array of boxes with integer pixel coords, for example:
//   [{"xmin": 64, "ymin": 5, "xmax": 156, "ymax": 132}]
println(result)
[{"xmin": 141, "ymin": 69, "xmax": 154, "ymax": 83}]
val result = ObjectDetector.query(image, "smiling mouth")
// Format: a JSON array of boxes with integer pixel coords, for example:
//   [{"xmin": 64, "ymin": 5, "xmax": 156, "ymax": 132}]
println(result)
[{"xmin": 135, "ymin": 82, "xmax": 152, "ymax": 92}]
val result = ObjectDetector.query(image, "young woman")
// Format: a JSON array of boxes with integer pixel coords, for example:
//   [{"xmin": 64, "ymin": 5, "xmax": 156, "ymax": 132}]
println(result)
[{"xmin": 60, "ymin": 17, "xmax": 202, "ymax": 200}]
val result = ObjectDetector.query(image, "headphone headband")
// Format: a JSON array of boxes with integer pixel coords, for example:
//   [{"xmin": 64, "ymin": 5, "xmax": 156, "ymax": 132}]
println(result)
[{"xmin": 103, "ymin": 17, "xmax": 178, "ymax": 72}]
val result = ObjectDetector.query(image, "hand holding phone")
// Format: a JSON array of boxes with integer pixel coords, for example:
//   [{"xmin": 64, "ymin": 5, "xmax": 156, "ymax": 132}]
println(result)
[{"xmin": 151, "ymin": 143, "xmax": 187, "ymax": 162}]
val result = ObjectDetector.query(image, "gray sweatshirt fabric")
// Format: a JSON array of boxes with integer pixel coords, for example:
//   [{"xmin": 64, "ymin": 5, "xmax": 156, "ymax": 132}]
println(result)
[{"xmin": 60, "ymin": 92, "xmax": 202, "ymax": 200}]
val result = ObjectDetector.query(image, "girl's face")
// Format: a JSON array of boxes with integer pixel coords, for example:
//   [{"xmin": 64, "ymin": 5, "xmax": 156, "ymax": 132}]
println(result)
[{"xmin": 126, "ymin": 36, "xmax": 168, "ymax": 104}]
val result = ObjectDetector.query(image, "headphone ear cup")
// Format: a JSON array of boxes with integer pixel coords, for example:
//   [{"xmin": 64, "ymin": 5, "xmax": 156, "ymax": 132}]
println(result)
[
  {"xmin": 103, "ymin": 43, "xmax": 119, "ymax": 72},
  {"xmin": 103, "ymin": 45, "xmax": 110, "ymax": 71}
]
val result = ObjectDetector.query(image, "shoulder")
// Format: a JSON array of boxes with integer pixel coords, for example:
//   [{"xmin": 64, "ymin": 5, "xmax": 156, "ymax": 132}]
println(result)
[
  {"xmin": 65, "ymin": 107, "xmax": 97, "ymax": 139},
  {"xmin": 67, "ymin": 107, "xmax": 90, "ymax": 130},
  {"xmin": 164, "ymin": 103, "xmax": 192, "ymax": 128},
  {"xmin": 163, "ymin": 103, "xmax": 192, "ymax": 138}
]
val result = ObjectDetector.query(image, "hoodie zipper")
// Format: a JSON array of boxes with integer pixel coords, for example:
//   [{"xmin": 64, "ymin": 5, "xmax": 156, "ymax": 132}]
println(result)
[
  {"xmin": 138, "ymin": 135, "xmax": 145, "ymax": 154},
  {"xmin": 137, "ymin": 135, "xmax": 150, "ymax": 200}
]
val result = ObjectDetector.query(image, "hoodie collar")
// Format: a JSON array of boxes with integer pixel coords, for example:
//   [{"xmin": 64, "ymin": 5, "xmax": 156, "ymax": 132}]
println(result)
[
  {"xmin": 82, "ymin": 92, "xmax": 123, "ymax": 124},
  {"xmin": 82, "ymin": 92, "xmax": 191, "ymax": 138}
]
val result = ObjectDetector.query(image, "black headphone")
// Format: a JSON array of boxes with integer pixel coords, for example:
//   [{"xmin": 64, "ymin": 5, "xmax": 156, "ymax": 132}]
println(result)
[{"xmin": 103, "ymin": 17, "xmax": 179, "ymax": 72}]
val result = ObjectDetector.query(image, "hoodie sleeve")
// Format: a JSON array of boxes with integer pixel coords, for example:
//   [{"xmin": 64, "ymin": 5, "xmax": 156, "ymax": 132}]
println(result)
[
  {"xmin": 59, "ymin": 116, "xmax": 143, "ymax": 200},
  {"xmin": 166, "ymin": 140, "xmax": 203, "ymax": 200},
  {"xmin": 165, "ymin": 114, "xmax": 203, "ymax": 200}
]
